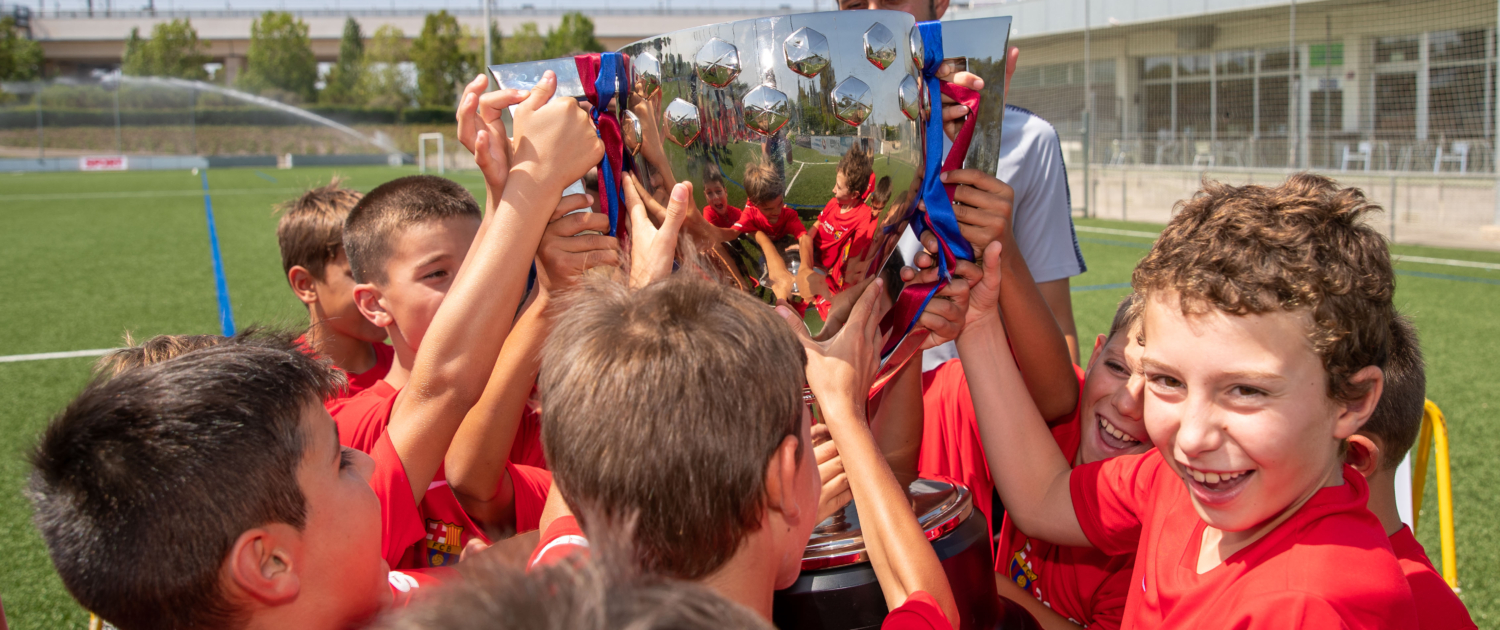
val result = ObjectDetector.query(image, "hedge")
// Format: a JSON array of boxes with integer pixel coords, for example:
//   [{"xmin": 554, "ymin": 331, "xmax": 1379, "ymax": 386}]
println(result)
[{"xmin": 0, "ymin": 106, "xmax": 455, "ymax": 127}]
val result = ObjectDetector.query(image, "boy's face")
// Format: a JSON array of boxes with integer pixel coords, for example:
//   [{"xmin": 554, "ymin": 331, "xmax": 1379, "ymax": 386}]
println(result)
[
  {"xmin": 705, "ymin": 182, "xmax": 729, "ymax": 210},
  {"xmin": 759, "ymin": 197, "xmax": 786, "ymax": 220},
  {"xmin": 368, "ymin": 216, "xmax": 481, "ymax": 352},
  {"xmin": 1076, "ymin": 325, "xmax": 1150, "ymax": 466},
  {"xmin": 832, "ymin": 172, "xmax": 856, "ymax": 206},
  {"xmin": 1140, "ymin": 292, "xmax": 1360, "ymax": 533},
  {"xmin": 294, "ymin": 404, "xmax": 390, "ymax": 625},
  {"xmin": 316, "ymin": 251, "xmax": 389, "ymax": 344}
]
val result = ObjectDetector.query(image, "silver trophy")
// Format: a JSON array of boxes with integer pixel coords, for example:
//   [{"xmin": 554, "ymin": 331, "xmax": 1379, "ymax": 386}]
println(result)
[{"xmin": 491, "ymin": 11, "xmax": 1012, "ymax": 389}]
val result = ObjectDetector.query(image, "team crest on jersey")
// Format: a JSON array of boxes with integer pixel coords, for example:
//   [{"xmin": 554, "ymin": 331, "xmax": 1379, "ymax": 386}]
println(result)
[
  {"xmin": 424, "ymin": 519, "xmax": 465, "ymax": 567},
  {"xmin": 1007, "ymin": 542, "xmax": 1039, "ymax": 591}
]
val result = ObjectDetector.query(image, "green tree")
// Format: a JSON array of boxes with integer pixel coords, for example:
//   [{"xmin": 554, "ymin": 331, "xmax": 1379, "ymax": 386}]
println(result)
[
  {"xmin": 410, "ymin": 10, "xmax": 475, "ymax": 108},
  {"xmin": 120, "ymin": 18, "xmax": 209, "ymax": 79},
  {"xmin": 542, "ymin": 12, "xmax": 604, "ymax": 58},
  {"xmin": 0, "ymin": 16, "xmax": 44, "ymax": 81},
  {"xmin": 240, "ymin": 11, "xmax": 317, "ymax": 102},
  {"xmin": 321, "ymin": 17, "xmax": 365, "ymax": 104},
  {"xmin": 502, "ymin": 22, "xmax": 546, "ymax": 63},
  {"xmin": 357, "ymin": 25, "xmax": 414, "ymax": 109}
]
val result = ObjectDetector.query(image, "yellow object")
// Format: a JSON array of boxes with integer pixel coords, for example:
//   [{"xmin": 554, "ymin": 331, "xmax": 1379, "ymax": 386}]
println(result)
[{"xmin": 1410, "ymin": 399, "xmax": 1458, "ymax": 591}]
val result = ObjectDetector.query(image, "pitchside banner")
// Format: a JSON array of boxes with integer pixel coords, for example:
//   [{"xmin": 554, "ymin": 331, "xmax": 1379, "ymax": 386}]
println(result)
[{"xmin": 79, "ymin": 156, "xmax": 128, "ymax": 171}]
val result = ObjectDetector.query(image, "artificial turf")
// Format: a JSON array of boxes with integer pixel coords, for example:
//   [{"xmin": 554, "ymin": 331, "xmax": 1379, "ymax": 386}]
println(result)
[{"xmin": 0, "ymin": 167, "xmax": 1496, "ymax": 628}]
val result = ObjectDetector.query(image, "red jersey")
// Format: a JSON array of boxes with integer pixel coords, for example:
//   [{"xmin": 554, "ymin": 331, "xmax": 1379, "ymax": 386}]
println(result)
[
  {"xmin": 528, "ymin": 516, "xmax": 590, "ymax": 569},
  {"xmin": 704, "ymin": 203, "xmax": 742, "ymax": 229},
  {"xmin": 369, "ymin": 432, "xmax": 429, "ymax": 568},
  {"xmin": 401, "ymin": 463, "xmax": 553, "ymax": 569},
  {"xmin": 813, "ymin": 199, "xmax": 875, "ymax": 289},
  {"xmin": 881, "ymin": 591, "xmax": 952, "ymax": 630},
  {"xmin": 509, "ymin": 404, "xmax": 548, "ymax": 471},
  {"xmin": 295, "ymin": 336, "xmax": 395, "ymax": 407},
  {"xmin": 387, "ymin": 567, "xmax": 456, "ymax": 608},
  {"xmin": 733, "ymin": 202, "xmax": 807, "ymax": 240},
  {"xmin": 1389, "ymin": 525, "xmax": 1476, "ymax": 630},
  {"xmin": 331, "ymin": 380, "xmax": 398, "ymax": 454},
  {"xmin": 1071, "ymin": 452, "xmax": 1417, "ymax": 629}
]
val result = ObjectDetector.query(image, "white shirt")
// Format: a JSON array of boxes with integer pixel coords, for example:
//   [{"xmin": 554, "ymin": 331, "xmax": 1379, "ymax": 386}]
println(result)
[{"xmin": 900, "ymin": 104, "xmax": 1086, "ymax": 371}]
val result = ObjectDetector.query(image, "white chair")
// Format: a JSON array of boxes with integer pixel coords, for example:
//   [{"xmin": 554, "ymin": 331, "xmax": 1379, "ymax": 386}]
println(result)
[
  {"xmin": 1191, "ymin": 141, "xmax": 1215, "ymax": 167},
  {"xmin": 1434, "ymin": 141, "xmax": 1469, "ymax": 173},
  {"xmin": 1341, "ymin": 141, "xmax": 1372, "ymax": 171},
  {"xmin": 1154, "ymin": 129, "xmax": 1175, "ymax": 165}
]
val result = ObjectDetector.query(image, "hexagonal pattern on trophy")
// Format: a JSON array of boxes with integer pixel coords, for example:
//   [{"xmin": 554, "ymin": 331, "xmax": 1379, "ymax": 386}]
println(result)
[
  {"xmin": 898, "ymin": 75, "xmax": 922, "ymax": 121},
  {"xmin": 633, "ymin": 53, "xmax": 662, "ymax": 97},
  {"xmin": 831, "ymin": 77, "xmax": 873, "ymax": 126},
  {"xmin": 623, "ymin": 109, "xmax": 643, "ymax": 153},
  {"xmin": 663, "ymin": 98, "xmax": 702, "ymax": 147},
  {"xmin": 909, "ymin": 25, "xmax": 924, "ymax": 67},
  {"xmin": 863, "ymin": 23, "xmax": 897, "ymax": 70},
  {"xmin": 743, "ymin": 85, "xmax": 791, "ymax": 136},
  {"xmin": 695, "ymin": 38, "xmax": 741, "ymax": 88},
  {"xmin": 783, "ymin": 27, "xmax": 831, "ymax": 78}
]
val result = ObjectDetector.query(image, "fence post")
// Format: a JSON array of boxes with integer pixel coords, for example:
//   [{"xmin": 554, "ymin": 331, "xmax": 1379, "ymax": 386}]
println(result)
[
  {"xmin": 1389, "ymin": 174, "xmax": 1397, "ymax": 242},
  {"xmin": 35, "ymin": 87, "xmax": 44, "ymax": 161}
]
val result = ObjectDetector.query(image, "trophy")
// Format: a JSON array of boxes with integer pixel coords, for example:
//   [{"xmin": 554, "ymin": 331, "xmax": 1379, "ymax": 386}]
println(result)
[{"xmin": 490, "ymin": 11, "xmax": 1012, "ymax": 392}]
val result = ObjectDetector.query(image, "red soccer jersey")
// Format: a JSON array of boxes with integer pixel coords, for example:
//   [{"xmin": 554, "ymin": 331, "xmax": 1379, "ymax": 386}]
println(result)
[
  {"xmin": 813, "ymin": 199, "xmax": 875, "ymax": 290},
  {"xmin": 509, "ymin": 404, "xmax": 548, "ymax": 471},
  {"xmin": 369, "ymin": 432, "xmax": 430, "ymax": 568},
  {"xmin": 881, "ymin": 591, "xmax": 951, "ymax": 630},
  {"xmin": 1389, "ymin": 525, "xmax": 1476, "ymax": 630},
  {"xmin": 529, "ymin": 516, "xmax": 590, "ymax": 569},
  {"xmin": 704, "ymin": 204, "xmax": 743, "ymax": 229},
  {"xmin": 295, "ymin": 336, "xmax": 395, "ymax": 407},
  {"xmin": 387, "ymin": 567, "xmax": 457, "ymax": 608},
  {"xmin": 1071, "ymin": 452, "xmax": 1418, "ymax": 629},
  {"xmin": 331, "ymin": 380, "xmax": 398, "ymax": 454},
  {"xmin": 401, "ymin": 463, "xmax": 553, "ymax": 569},
  {"xmin": 733, "ymin": 202, "xmax": 807, "ymax": 240}
]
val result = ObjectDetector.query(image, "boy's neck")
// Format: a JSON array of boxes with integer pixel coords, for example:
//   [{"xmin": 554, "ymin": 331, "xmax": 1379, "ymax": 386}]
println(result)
[
  {"xmin": 1199, "ymin": 462, "xmax": 1345, "ymax": 573},
  {"xmin": 1365, "ymin": 466, "xmax": 1405, "ymax": 536},
  {"xmin": 383, "ymin": 325, "xmax": 416, "ymax": 390},
  {"xmin": 701, "ymin": 534, "xmax": 783, "ymax": 621},
  {"xmin": 305, "ymin": 314, "xmax": 377, "ymax": 375}
]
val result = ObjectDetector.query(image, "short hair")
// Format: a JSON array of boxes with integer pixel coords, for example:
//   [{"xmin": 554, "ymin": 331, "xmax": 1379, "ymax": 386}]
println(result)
[
  {"xmin": 1361, "ymin": 315, "xmax": 1426, "ymax": 471},
  {"xmin": 704, "ymin": 167, "xmax": 726, "ymax": 189},
  {"xmin": 276, "ymin": 178, "xmax": 364, "ymax": 280},
  {"xmin": 866, "ymin": 175, "xmax": 893, "ymax": 209},
  {"xmin": 343, "ymin": 175, "xmax": 481, "ymax": 284},
  {"xmin": 374, "ymin": 555, "xmax": 772, "ymax": 630},
  {"xmin": 837, "ymin": 144, "xmax": 874, "ymax": 199},
  {"xmin": 742, "ymin": 162, "xmax": 785, "ymax": 207},
  {"xmin": 539, "ymin": 275, "xmax": 807, "ymax": 580},
  {"xmin": 1132, "ymin": 173, "xmax": 1394, "ymax": 402},
  {"xmin": 93, "ymin": 328, "xmax": 312, "ymax": 381},
  {"xmin": 1106, "ymin": 292, "xmax": 1141, "ymax": 342},
  {"xmin": 29, "ymin": 344, "xmax": 342, "ymax": 630}
]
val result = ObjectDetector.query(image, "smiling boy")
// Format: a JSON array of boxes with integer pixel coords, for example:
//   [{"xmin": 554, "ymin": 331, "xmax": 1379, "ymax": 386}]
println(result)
[{"xmin": 958, "ymin": 174, "xmax": 1416, "ymax": 628}]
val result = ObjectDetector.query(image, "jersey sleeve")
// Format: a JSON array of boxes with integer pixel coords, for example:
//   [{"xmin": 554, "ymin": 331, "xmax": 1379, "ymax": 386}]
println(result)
[
  {"xmin": 1227, "ymin": 592, "xmax": 1353, "ymax": 630},
  {"xmin": 1003, "ymin": 111, "xmax": 1085, "ymax": 284},
  {"xmin": 880, "ymin": 591, "xmax": 951, "ymax": 630},
  {"xmin": 371, "ymin": 432, "xmax": 428, "ymax": 568},
  {"xmin": 1069, "ymin": 451, "xmax": 1162, "ymax": 557},
  {"xmin": 528, "ymin": 515, "xmax": 590, "ymax": 570},
  {"xmin": 507, "ymin": 463, "xmax": 553, "ymax": 533},
  {"xmin": 386, "ymin": 567, "xmax": 458, "ymax": 609}
]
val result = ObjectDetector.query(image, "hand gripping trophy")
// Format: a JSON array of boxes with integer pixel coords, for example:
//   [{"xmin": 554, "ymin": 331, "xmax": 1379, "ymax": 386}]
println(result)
[{"xmin": 491, "ymin": 11, "xmax": 1018, "ymax": 630}]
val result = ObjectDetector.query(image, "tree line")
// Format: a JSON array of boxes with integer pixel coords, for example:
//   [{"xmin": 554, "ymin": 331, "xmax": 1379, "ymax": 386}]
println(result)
[{"xmin": 105, "ymin": 11, "xmax": 602, "ymax": 108}]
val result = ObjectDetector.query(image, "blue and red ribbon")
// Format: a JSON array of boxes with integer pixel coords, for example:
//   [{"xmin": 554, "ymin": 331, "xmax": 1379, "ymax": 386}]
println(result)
[{"xmin": 574, "ymin": 52, "xmax": 628, "ymax": 238}]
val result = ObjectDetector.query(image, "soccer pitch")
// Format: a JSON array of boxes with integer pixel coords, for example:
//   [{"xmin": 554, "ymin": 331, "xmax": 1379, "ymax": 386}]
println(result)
[{"xmin": 1, "ymin": 166, "xmax": 1498, "ymax": 628}]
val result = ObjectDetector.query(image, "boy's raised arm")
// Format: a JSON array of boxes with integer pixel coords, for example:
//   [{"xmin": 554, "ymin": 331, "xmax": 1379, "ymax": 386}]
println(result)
[
  {"xmin": 783, "ymin": 280, "xmax": 959, "ymax": 629},
  {"xmin": 953, "ymin": 242, "xmax": 1088, "ymax": 546},
  {"xmin": 390, "ymin": 71, "xmax": 605, "ymax": 503}
]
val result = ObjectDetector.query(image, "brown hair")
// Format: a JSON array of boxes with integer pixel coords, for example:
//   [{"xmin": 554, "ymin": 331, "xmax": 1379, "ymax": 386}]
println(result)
[
  {"xmin": 1107, "ymin": 292, "xmax": 1141, "ymax": 342},
  {"xmin": 837, "ymin": 144, "xmax": 874, "ymax": 199},
  {"xmin": 343, "ymin": 175, "xmax": 481, "ymax": 284},
  {"xmin": 538, "ymin": 274, "xmax": 807, "ymax": 580},
  {"xmin": 276, "ymin": 178, "xmax": 364, "ymax": 281},
  {"xmin": 94, "ymin": 328, "xmax": 314, "ymax": 381},
  {"xmin": 1360, "ymin": 314, "xmax": 1426, "ymax": 471},
  {"xmin": 742, "ymin": 161, "xmax": 785, "ymax": 208},
  {"xmin": 1132, "ymin": 173, "xmax": 1394, "ymax": 402}
]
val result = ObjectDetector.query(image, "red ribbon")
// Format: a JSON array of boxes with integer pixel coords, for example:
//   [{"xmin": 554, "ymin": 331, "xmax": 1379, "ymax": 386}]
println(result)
[{"xmin": 574, "ymin": 53, "xmax": 627, "ymax": 240}]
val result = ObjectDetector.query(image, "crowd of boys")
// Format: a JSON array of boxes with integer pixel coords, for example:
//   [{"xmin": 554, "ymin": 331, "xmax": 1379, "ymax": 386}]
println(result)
[{"xmin": 18, "ymin": 2, "xmax": 1480, "ymax": 628}]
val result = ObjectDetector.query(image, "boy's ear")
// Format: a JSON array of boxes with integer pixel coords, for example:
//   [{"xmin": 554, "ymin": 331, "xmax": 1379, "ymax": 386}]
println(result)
[
  {"xmin": 1345, "ymin": 434, "xmax": 1383, "ymax": 480},
  {"xmin": 353, "ymin": 283, "xmax": 392, "ymax": 328},
  {"xmin": 287, "ymin": 266, "xmax": 319, "ymax": 306},
  {"xmin": 226, "ymin": 525, "xmax": 302, "ymax": 606},
  {"xmin": 1334, "ymin": 365, "xmax": 1385, "ymax": 439},
  {"xmin": 763, "ymin": 435, "xmax": 805, "ymax": 526},
  {"xmin": 1087, "ymin": 334, "xmax": 1108, "ymax": 369}
]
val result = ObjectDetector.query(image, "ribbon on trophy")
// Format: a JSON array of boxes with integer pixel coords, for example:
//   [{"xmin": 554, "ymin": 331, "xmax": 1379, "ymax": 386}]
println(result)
[
  {"xmin": 574, "ymin": 52, "xmax": 629, "ymax": 237},
  {"xmin": 879, "ymin": 20, "xmax": 981, "ymax": 357}
]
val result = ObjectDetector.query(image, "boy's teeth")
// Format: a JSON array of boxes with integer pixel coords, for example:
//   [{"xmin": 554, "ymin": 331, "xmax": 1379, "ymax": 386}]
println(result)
[
  {"xmin": 1206, "ymin": 472, "xmax": 1221, "ymax": 484},
  {"xmin": 1098, "ymin": 417, "xmax": 1140, "ymax": 443},
  {"xmin": 1189, "ymin": 469, "xmax": 1206, "ymax": 482}
]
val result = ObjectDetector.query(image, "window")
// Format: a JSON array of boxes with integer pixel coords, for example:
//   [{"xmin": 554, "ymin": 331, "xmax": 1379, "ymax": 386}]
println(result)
[
  {"xmin": 1430, "ymin": 29, "xmax": 1486, "ymax": 62},
  {"xmin": 1145, "ymin": 84, "xmax": 1173, "ymax": 133},
  {"xmin": 1375, "ymin": 36, "xmax": 1420, "ymax": 64},
  {"xmin": 1177, "ymin": 82, "xmax": 1211, "ymax": 134},
  {"xmin": 1258, "ymin": 76, "xmax": 1290, "ymax": 135},
  {"xmin": 1217, "ymin": 78, "xmax": 1255, "ymax": 136},
  {"xmin": 1375, "ymin": 72, "xmax": 1418, "ymax": 134},
  {"xmin": 1142, "ymin": 56, "xmax": 1174, "ymax": 81},
  {"xmin": 1217, "ymin": 50, "xmax": 1252, "ymax": 76},
  {"xmin": 1430, "ymin": 65, "xmax": 1487, "ymax": 134},
  {"xmin": 1259, "ymin": 48, "xmax": 1298, "ymax": 72},
  {"xmin": 1178, "ymin": 55, "xmax": 1211, "ymax": 77}
]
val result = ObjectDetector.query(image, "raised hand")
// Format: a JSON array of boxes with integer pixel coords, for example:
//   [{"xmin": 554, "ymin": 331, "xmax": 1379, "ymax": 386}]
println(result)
[
  {"xmin": 813, "ymin": 423, "xmax": 852, "ymax": 522},
  {"xmin": 941, "ymin": 169, "xmax": 1015, "ymax": 256},
  {"xmin": 777, "ymin": 278, "xmax": 890, "ymax": 420},
  {"xmin": 456, "ymin": 75, "xmax": 528, "ymax": 201},
  {"xmin": 625, "ymin": 174, "xmax": 690, "ymax": 289},
  {"xmin": 535, "ymin": 193, "xmax": 620, "ymax": 295},
  {"xmin": 938, "ymin": 46, "xmax": 1018, "ymax": 140},
  {"xmin": 509, "ymin": 70, "xmax": 605, "ymax": 197}
]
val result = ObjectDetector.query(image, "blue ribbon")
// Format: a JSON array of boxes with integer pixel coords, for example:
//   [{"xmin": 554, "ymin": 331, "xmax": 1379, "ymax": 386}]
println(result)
[
  {"xmin": 914, "ymin": 21, "xmax": 976, "ymax": 273},
  {"xmin": 594, "ymin": 52, "xmax": 626, "ymax": 237}
]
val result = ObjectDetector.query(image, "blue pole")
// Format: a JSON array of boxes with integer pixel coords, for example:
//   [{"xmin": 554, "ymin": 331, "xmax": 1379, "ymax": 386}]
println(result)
[{"xmin": 200, "ymin": 171, "xmax": 236, "ymax": 336}]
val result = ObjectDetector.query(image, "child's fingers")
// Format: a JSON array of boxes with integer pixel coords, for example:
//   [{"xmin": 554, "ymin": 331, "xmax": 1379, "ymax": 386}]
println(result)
[
  {"xmin": 478, "ymin": 88, "xmax": 528, "ymax": 122},
  {"xmin": 548, "ymin": 211, "xmax": 612, "ymax": 238},
  {"xmin": 661, "ymin": 182, "xmax": 692, "ymax": 233},
  {"xmin": 775, "ymin": 305, "xmax": 816, "ymax": 344},
  {"xmin": 983, "ymin": 240, "xmax": 1003, "ymax": 277},
  {"xmin": 550, "ymin": 193, "xmax": 594, "ymax": 222},
  {"xmin": 456, "ymin": 92, "xmax": 478, "ymax": 147},
  {"xmin": 519, "ymin": 70, "xmax": 556, "ymax": 111}
]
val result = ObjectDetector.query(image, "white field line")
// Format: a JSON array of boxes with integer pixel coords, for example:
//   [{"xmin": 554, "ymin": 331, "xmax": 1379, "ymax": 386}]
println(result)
[
  {"xmin": 1074, "ymin": 225, "xmax": 1500, "ymax": 271},
  {"xmin": 0, "ymin": 348, "xmax": 115, "ymax": 363}
]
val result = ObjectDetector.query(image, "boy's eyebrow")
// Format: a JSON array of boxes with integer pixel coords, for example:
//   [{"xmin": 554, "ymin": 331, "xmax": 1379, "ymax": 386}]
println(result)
[
  {"xmin": 1139, "ymin": 356, "xmax": 1286, "ymax": 383},
  {"xmin": 415, "ymin": 253, "xmax": 453, "ymax": 269}
]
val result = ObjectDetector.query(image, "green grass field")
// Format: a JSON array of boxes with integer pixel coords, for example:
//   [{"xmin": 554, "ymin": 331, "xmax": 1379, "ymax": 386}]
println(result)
[{"xmin": 1, "ymin": 166, "xmax": 1498, "ymax": 628}]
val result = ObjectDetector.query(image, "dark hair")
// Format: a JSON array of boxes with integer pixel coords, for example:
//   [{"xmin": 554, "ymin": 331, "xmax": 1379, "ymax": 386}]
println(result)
[
  {"xmin": 1132, "ymin": 173, "xmax": 1394, "ymax": 402},
  {"xmin": 539, "ymin": 275, "xmax": 806, "ymax": 580},
  {"xmin": 837, "ymin": 144, "xmax": 874, "ymax": 199},
  {"xmin": 1107, "ymin": 293, "xmax": 1141, "ymax": 342},
  {"xmin": 866, "ymin": 175, "xmax": 893, "ymax": 209},
  {"xmin": 276, "ymin": 177, "xmax": 365, "ymax": 281},
  {"xmin": 29, "ymin": 343, "xmax": 342, "ymax": 630},
  {"xmin": 704, "ymin": 167, "xmax": 726, "ymax": 189},
  {"xmin": 742, "ymin": 162, "xmax": 785, "ymax": 208},
  {"xmin": 1361, "ymin": 314, "xmax": 1426, "ymax": 471},
  {"xmin": 374, "ymin": 554, "xmax": 772, "ymax": 630},
  {"xmin": 343, "ymin": 175, "xmax": 481, "ymax": 284}
]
